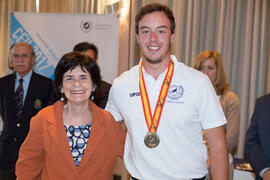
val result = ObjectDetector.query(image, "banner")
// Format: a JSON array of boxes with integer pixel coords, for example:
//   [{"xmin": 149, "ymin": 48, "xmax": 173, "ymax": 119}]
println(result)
[{"xmin": 10, "ymin": 12, "xmax": 119, "ymax": 83}]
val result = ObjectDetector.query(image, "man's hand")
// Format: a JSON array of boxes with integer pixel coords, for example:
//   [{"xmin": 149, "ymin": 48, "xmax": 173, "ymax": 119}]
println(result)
[{"xmin": 263, "ymin": 169, "xmax": 270, "ymax": 180}]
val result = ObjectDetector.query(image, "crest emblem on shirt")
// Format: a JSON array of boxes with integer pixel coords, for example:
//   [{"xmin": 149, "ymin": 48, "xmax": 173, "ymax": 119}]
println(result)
[{"xmin": 167, "ymin": 85, "xmax": 184, "ymax": 101}]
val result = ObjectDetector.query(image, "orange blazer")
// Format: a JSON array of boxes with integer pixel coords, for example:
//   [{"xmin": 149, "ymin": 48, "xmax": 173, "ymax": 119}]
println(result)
[{"xmin": 16, "ymin": 101, "xmax": 126, "ymax": 180}]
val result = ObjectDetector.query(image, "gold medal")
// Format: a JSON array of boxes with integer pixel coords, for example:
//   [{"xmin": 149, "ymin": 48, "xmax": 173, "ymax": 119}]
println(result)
[{"xmin": 144, "ymin": 133, "xmax": 160, "ymax": 148}]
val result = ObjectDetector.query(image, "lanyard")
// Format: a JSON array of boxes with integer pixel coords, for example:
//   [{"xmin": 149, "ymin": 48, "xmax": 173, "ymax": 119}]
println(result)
[{"xmin": 139, "ymin": 60, "xmax": 174, "ymax": 134}]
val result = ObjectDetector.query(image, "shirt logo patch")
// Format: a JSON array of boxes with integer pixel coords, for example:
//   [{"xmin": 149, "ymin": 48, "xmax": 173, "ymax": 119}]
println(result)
[
  {"xmin": 130, "ymin": 92, "xmax": 140, "ymax": 97},
  {"xmin": 167, "ymin": 85, "xmax": 184, "ymax": 102}
]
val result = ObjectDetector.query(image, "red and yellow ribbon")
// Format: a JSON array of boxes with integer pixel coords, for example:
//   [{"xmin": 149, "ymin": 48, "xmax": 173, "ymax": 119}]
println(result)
[{"xmin": 139, "ymin": 60, "xmax": 174, "ymax": 133}]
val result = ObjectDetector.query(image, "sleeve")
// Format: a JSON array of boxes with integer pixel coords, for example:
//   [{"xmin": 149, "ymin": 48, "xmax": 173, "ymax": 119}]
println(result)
[
  {"xmin": 115, "ymin": 123, "xmax": 127, "ymax": 158},
  {"xmin": 16, "ymin": 115, "xmax": 44, "ymax": 180},
  {"xmin": 259, "ymin": 168, "xmax": 270, "ymax": 178},
  {"xmin": 107, "ymin": 112, "xmax": 126, "ymax": 158},
  {"xmin": 105, "ymin": 81, "xmax": 123, "ymax": 122},
  {"xmin": 223, "ymin": 92, "xmax": 240, "ymax": 152},
  {"xmin": 198, "ymin": 76, "xmax": 227, "ymax": 129},
  {"xmin": 245, "ymin": 98, "xmax": 270, "ymax": 175}
]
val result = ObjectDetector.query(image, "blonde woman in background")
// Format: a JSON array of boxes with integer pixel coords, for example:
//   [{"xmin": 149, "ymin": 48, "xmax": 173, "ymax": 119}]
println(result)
[{"xmin": 193, "ymin": 50, "xmax": 240, "ymax": 180}]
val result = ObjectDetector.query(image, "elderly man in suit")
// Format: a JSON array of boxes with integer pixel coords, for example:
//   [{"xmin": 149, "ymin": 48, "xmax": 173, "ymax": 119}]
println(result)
[
  {"xmin": 73, "ymin": 42, "xmax": 111, "ymax": 109},
  {"xmin": 0, "ymin": 42, "xmax": 53, "ymax": 180},
  {"xmin": 245, "ymin": 94, "xmax": 270, "ymax": 180}
]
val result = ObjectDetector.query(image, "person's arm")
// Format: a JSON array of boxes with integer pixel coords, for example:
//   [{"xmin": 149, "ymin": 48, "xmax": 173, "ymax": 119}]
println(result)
[
  {"xmin": 205, "ymin": 126, "xmax": 228, "ymax": 180},
  {"xmin": 223, "ymin": 93, "xmax": 240, "ymax": 152},
  {"xmin": 16, "ymin": 115, "xmax": 44, "ymax": 180},
  {"xmin": 105, "ymin": 81, "xmax": 123, "ymax": 122}
]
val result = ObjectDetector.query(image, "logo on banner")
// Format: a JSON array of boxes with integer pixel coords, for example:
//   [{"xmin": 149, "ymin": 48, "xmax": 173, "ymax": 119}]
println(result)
[{"xmin": 80, "ymin": 20, "xmax": 93, "ymax": 33}]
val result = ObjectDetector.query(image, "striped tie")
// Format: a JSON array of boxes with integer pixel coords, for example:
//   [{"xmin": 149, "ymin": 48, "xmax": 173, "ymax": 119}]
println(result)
[{"xmin": 15, "ymin": 79, "xmax": 24, "ymax": 119}]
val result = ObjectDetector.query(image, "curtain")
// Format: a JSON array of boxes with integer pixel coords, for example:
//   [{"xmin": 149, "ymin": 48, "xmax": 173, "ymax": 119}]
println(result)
[
  {"xmin": 39, "ymin": 0, "xmax": 67, "ymax": 13},
  {"xmin": 129, "ymin": 0, "xmax": 270, "ymax": 158},
  {"xmin": 38, "ymin": 0, "xmax": 104, "ymax": 14}
]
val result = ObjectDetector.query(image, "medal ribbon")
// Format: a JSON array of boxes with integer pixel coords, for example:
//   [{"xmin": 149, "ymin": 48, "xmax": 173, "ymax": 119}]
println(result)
[{"xmin": 139, "ymin": 60, "xmax": 174, "ymax": 133}]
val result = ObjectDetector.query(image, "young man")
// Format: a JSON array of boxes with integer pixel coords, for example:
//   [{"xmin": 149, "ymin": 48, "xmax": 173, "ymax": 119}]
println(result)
[
  {"xmin": 73, "ymin": 42, "xmax": 111, "ymax": 109},
  {"xmin": 106, "ymin": 3, "xmax": 228, "ymax": 180},
  {"xmin": 0, "ymin": 42, "xmax": 53, "ymax": 180}
]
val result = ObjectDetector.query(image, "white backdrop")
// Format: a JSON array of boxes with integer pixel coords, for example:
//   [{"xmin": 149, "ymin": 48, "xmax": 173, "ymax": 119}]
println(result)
[{"xmin": 10, "ymin": 12, "xmax": 119, "ymax": 83}]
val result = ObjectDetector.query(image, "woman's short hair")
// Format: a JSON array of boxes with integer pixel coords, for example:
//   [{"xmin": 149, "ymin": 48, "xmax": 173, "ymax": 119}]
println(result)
[
  {"xmin": 193, "ymin": 50, "xmax": 229, "ymax": 95},
  {"xmin": 54, "ymin": 52, "xmax": 101, "ymax": 101}
]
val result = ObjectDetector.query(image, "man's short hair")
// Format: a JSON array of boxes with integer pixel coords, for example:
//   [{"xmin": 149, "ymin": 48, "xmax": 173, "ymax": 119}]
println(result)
[
  {"xmin": 73, "ymin": 42, "xmax": 98, "ymax": 60},
  {"xmin": 135, "ymin": 3, "xmax": 175, "ymax": 34},
  {"xmin": 13, "ymin": 42, "xmax": 36, "ymax": 56}
]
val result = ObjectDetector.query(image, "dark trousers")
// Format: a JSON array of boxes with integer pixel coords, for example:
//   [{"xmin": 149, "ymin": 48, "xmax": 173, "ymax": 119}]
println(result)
[
  {"xmin": 131, "ymin": 176, "xmax": 206, "ymax": 180},
  {"xmin": 0, "ymin": 169, "xmax": 16, "ymax": 180}
]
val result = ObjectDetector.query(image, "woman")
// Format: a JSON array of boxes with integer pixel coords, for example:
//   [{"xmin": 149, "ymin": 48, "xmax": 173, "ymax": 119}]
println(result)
[
  {"xmin": 16, "ymin": 52, "xmax": 126, "ymax": 179},
  {"xmin": 193, "ymin": 50, "xmax": 240, "ymax": 180}
]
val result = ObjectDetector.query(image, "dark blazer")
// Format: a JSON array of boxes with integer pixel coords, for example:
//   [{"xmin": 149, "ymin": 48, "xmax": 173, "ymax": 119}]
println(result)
[
  {"xmin": 93, "ymin": 80, "xmax": 111, "ymax": 109},
  {"xmin": 0, "ymin": 72, "xmax": 53, "ymax": 170},
  {"xmin": 245, "ymin": 94, "xmax": 270, "ymax": 180}
]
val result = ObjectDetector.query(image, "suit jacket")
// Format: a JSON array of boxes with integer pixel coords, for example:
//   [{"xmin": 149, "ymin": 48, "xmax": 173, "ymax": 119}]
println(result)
[
  {"xmin": 93, "ymin": 80, "xmax": 111, "ymax": 109},
  {"xmin": 0, "ymin": 72, "xmax": 53, "ymax": 170},
  {"xmin": 16, "ymin": 101, "xmax": 126, "ymax": 180},
  {"xmin": 245, "ymin": 94, "xmax": 270, "ymax": 180}
]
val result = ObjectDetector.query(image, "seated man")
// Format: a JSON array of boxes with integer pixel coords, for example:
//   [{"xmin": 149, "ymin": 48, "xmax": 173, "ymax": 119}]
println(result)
[
  {"xmin": 245, "ymin": 94, "xmax": 270, "ymax": 180},
  {"xmin": 73, "ymin": 42, "xmax": 111, "ymax": 109}
]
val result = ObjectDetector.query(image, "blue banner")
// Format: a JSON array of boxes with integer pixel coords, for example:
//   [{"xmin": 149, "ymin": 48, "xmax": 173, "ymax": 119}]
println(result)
[{"xmin": 10, "ymin": 13, "xmax": 55, "ymax": 79}]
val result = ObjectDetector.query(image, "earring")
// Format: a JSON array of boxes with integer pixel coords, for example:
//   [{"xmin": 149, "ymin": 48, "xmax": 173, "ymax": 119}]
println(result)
[
  {"xmin": 60, "ymin": 94, "xmax": 64, "ymax": 102},
  {"xmin": 60, "ymin": 88, "xmax": 64, "ymax": 102},
  {"xmin": 90, "ymin": 90, "xmax": 95, "ymax": 100}
]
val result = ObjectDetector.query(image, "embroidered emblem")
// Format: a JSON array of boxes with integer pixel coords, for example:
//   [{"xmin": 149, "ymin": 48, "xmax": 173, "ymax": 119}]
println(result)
[
  {"xmin": 167, "ymin": 85, "xmax": 184, "ymax": 100},
  {"xmin": 34, "ymin": 98, "xmax": 42, "ymax": 110}
]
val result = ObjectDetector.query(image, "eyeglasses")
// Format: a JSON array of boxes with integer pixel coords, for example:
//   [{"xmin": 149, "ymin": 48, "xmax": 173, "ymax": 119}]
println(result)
[{"xmin": 11, "ymin": 53, "xmax": 32, "ymax": 59}]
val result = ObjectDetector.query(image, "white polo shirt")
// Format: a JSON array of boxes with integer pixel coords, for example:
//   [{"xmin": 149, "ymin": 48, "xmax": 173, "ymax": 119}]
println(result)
[{"xmin": 106, "ymin": 55, "xmax": 227, "ymax": 180}]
